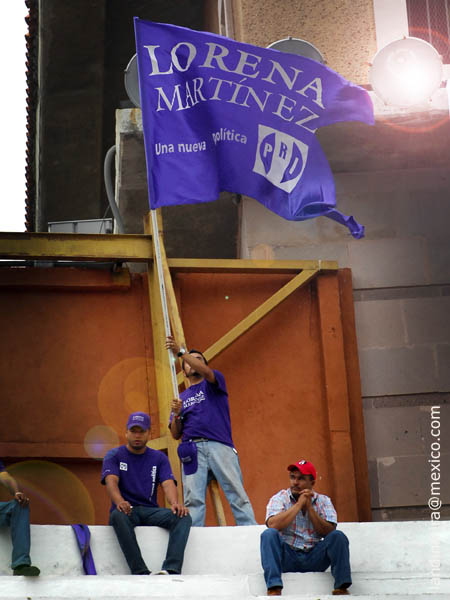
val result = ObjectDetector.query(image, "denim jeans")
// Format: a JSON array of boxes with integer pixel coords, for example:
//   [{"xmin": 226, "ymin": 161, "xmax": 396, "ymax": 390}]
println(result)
[
  {"xmin": 109, "ymin": 506, "xmax": 192, "ymax": 574},
  {"xmin": 0, "ymin": 500, "xmax": 32, "ymax": 569},
  {"xmin": 181, "ymin": 440, "xmax": 256, "ymax": 527},
  {"xmin": 260, "ymin": 528, "xmax": 351, "ymax": 590}
]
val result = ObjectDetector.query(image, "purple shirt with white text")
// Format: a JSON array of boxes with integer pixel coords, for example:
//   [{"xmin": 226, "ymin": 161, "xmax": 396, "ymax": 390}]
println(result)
[{"xmin": 101, "ymin": 446, "xmax": 174, "ymax": 512}]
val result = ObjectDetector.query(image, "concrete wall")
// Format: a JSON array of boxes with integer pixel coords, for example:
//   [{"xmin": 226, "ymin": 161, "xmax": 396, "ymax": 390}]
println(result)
[
  {"xmin": 232, "ymin": 0, "xmax": 377, "ymax": 84},
  {"xmin": 1, "ymin": 522, "xmax": 449, "ymax": 593},
  {"xmin": 240, "ymin": 115, "xmax": 450, "ymax": 520}
]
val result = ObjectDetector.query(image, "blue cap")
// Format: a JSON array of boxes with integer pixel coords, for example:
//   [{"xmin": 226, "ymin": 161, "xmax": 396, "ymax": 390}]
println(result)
[
  {"xmin": 177, "ymin": 441, "xmax": 198, "ymax": 475},
  {"xmin": 126, "ymin": 412, "xmax": 151, "ymax": 431}
]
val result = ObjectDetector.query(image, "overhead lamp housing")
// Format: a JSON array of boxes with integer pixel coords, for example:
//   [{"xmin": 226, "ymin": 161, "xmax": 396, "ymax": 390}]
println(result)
[
  {"xmin": 267, "ymin": 37, "xmax": 325, "ymax": 64},
  {"xmin": 369, "ymin": 37, "xmax": 443, "ymax": 107}
]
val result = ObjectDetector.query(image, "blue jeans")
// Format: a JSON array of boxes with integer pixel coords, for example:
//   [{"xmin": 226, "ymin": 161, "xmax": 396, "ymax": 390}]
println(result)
[
  {"xmin": 109, "ymin": 506, "xmax": 192, "ymax": 574},
  {"xmin": 182, "ymin": 440, "xmax": 256, "ymax": 527},
  {"xmin": 0, "ymin": 500, "xmax": 32, "ymax": 569},
  {"xmin": 260, "ymin": 528, "xmax": 351, "ymax": 590}
]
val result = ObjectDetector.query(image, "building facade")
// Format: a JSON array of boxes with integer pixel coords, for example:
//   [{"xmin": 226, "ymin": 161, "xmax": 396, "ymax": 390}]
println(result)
[{"xmin": 24, "ymin": 0, "xmax": 450, "ymax": 521}]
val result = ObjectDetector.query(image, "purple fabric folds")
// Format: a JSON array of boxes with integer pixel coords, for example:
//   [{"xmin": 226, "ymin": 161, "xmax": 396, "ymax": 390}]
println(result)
[
  {"xmin": 134, "ymin": 19, "xmax": 374, "ymax": 237},
  {"xmin": 71, "ymin": 524, "xmax": 97, "ymax": 575}
]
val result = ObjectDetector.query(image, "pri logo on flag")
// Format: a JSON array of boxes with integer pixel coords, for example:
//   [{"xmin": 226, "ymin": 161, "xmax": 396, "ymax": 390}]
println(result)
[{"xmin": 253, "ymin": 125, "xmax": 308, "ymax": 193}]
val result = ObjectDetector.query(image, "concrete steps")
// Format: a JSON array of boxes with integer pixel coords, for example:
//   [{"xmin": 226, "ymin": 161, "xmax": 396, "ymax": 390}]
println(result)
[
  {"xmin": 0, "ymin": 522, "xmax": 448, "ymax": 598},
  {"xmin": 1, "ymin": 572, "xmax": 447, "ymax": 598},
  {"xmin": 0, "ymin": 579, "xmax": 447, "ymax": 600},
  {"xmin": 0, "ymin": 575, "xmax": 447, "ymax": 600}
]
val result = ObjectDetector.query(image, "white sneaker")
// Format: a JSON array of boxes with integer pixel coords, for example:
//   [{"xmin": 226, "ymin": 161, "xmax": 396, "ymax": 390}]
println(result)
[{"xmin": 153, "ymin": 570, "xmax": 170, "ymax": 575}]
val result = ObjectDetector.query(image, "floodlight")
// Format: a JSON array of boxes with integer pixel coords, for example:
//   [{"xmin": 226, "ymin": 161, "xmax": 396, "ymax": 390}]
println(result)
[
  {"xmin": 124, "ymin": 54, "xmax": 141, "ymax": 108},
  {"xmin": 370, "ymin": 37, "xmax": 443, "ymax": 107},
  {"xmin": 267, "ymin": 37, "xmax": 325, "ymax": 64}
]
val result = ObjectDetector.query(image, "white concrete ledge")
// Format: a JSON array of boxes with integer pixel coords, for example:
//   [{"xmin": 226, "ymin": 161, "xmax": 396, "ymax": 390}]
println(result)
[
  {"xmin": 0, "ymin": 522, "xmax": 448, "ymax": 597},
  {"xmin": 0, "ymin": 577, "xmax": 448, "ymax": 600}
]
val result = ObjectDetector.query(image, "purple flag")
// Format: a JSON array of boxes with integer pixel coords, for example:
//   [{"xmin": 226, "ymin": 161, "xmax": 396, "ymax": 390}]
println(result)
[{"xmin": 134, "ymin": 19, "xmax": 374, "ymax": 238}]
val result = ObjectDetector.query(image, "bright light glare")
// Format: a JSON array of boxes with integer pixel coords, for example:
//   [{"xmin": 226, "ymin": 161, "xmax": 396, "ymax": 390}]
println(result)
[{"xmin": 370, "ymin": 37, "xmax": 443, "ymax": 107}]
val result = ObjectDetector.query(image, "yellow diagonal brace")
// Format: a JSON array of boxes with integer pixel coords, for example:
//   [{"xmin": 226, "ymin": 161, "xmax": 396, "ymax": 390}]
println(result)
[{"xmin": 177, "ymin": 269, "xmax": 319, "ymax": 384}]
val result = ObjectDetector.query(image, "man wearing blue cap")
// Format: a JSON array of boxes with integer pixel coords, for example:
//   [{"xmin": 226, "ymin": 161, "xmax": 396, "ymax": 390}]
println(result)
[
  {"xmin": 101, "ymin": 412, "xmax": 191, "ymax": 575},
  {"xmin": 260, "ymin": 459, "xmax": 351, "ymax": 596},
  {"xmin": 0, "ymin": 460, "xmax": 40, "ymax": 576},
  {"xmin": 166, "ymin": 335, "xmax": 255, "ymax": 527}
]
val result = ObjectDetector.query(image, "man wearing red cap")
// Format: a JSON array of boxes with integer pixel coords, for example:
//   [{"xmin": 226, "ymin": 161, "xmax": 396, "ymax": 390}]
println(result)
[{"xmin": 260, "ymin": 460, "xmax": 351, "ymax": 596}]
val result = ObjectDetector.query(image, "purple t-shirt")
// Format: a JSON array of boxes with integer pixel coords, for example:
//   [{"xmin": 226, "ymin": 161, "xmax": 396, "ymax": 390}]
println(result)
[
  {"xmin": 0, "ymin": 460, "xmax": 5, "ymax": 472},
  {"xmin": 101, "ymin": 446, "xmax": 174, "ymax": 512},
  {"xmin": 172, "ymin": 370, "xmax": 234, "ymax": 447}
]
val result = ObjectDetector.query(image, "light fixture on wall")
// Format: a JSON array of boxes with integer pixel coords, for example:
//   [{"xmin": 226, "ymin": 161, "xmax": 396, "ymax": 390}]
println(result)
[
  {"xmin": 267, "ymin": 37, "xmax": 325, "ymax": 64},
  {"xmin": 124, "ymin": 54, "xmax": 141, "ymax": 108},
  {"xmin": 369, "ymin": 37, "xmax": 443, "ymax": 107}
]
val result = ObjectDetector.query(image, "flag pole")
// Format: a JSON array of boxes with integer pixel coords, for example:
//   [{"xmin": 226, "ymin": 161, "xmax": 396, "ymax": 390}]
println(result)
[{"xmin": 150, "ymin": 208, "xmax": 180, "ymax": 399}]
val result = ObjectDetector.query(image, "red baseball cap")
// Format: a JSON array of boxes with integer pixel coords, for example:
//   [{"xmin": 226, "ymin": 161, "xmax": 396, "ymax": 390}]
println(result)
[{"xmin": 287, "ymin": 460, "xmax": 317, "ymax": 480}]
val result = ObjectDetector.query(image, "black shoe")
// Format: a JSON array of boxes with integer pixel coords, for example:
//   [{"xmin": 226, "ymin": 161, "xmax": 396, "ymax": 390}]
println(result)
[{"xmin": 13, "ymin": 564, "xmax": 40, "ymax": 576}]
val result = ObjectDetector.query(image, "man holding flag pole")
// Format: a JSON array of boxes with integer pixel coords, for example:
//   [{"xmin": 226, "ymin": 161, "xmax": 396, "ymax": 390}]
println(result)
[{"xmin": 166, "ymin": 336, "xmax": 256, "ymax": 527}]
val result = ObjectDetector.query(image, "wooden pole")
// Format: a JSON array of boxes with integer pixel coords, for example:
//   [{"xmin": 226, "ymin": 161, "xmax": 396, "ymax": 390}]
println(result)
[
  {"xmin": 144, "ymin": 212, "xmax": 181, "ymax": 492},
  {"xmin": 144, "ymin": 212, "xmax": 226, "ymax": 525}
]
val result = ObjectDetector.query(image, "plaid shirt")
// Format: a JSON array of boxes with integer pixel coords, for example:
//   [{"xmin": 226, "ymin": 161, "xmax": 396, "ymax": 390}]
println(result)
[{"xmin": 265, "ymin": 488, "xmax": 337, "ymax": 551}]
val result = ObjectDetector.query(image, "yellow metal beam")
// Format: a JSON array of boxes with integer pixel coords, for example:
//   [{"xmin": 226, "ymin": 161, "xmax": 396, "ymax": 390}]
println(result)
[
  {"xmin": 0, "ymin": 232, "xmax": 153, "ymax": 262},
  {"xmin": 147, "ymin": 436, "xmax": 169, "ymax": 451},
  {"xmin": 177, "ymin": 269, "xmax": 319, "ymax": 384},
  {"xmin": 0, "ymin": 234, "xmax": 338, "ymax": 273},
  {"xmin": 0, "ymin": 266, "xmax": 131, "ymax": 290},
  {"xmin": 209, "ymin": 480, "xmax": 227, "ymax": 526},
  {"xmin": 168, "ymin": 258, "xmax": 338, "ymax": 273}
]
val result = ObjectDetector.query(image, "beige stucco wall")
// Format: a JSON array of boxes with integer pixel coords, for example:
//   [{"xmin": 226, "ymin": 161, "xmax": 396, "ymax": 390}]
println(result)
[{"xmin": 232, "ymin": 0, "xmax": 377, "ymax": 83}]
